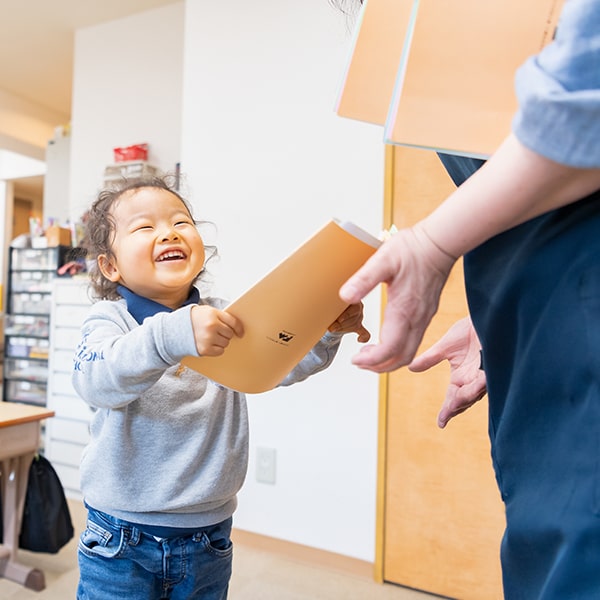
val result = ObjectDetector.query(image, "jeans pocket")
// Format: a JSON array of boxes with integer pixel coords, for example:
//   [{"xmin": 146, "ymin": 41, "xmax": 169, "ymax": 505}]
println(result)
[
  {"xmin": 78, "ymin": 517, "xmax": 128, "ymax": 559},
  {"xmin": 193, "ymin": 518, "xmax": 233, "ymax": 558}
]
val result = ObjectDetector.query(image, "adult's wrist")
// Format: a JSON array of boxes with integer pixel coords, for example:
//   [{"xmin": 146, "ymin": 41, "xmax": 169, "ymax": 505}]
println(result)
[{"xmin": 411, "ymin": 222, "xmax": 458, "ymax": 276}]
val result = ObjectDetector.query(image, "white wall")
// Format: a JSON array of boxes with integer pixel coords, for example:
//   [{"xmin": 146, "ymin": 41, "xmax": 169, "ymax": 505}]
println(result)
[
  {"xmin": 68, "ymin": 0, "xmax": 385, "ymax": 564},
  {"xmin": 182, "ymin": 0, "xmax": 385, "ymax": 562},
  {"xmin": 44, "ymin": 135, "xmax": 71, "ymax": 224},
  {"xmin": 68, "ymin": 2, "xmax": 185, "ymax": 221}
]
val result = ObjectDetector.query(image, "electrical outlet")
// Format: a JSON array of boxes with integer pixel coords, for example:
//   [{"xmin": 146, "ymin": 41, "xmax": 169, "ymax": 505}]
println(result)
[{"xmin": 256, "ymin": 447, "xmax": 276, "ymax": 484}]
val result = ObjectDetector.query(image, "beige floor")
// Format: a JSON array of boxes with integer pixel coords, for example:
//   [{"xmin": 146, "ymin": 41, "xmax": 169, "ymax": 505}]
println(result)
[{"xmin": 0, "ymin": 499, "xmax": 439, "ymax": 600}]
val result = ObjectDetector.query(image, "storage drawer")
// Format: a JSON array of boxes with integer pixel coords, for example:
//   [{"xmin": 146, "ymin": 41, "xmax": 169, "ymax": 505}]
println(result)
[
  {"xmin": 54, "ymin": 304, "xmax": 90, "ymax": 327},
  {"xmin": 4, "ymin": 357, "xmax": 49, "ymax": 381},
  {"xmin": 53, "ymin": 279, "xmax": 93, "ymax": 305},
  {"xmin": 50, "ymin": 349, "xmax": 77, "ymax": 374},
  {"xmin": 11, "ymin": 270, "xmax": 54, "ymax": 293},
  {"xmin": 5, "ymin": 379, "xmax": 47, "ymax": 405},
  {"xmin": 5, "ymin": 336, "xmax": 49, "ymax": 360},
  {"xmin": 54, "ymin": 327, "xmax": 84, "ymax": 351},
  {"xmin": 50, "ymin": 418, "xmax": 90, "ymax": 445},
  {"xmin": 48, "ymin": 393, "xmax": 93, "ymax": 421},
  {"xmin": 10, "ymin": 292, "xmax": 52, "ymax": 315},
  {"xmin": 49, "ymin": 371, "xmax": 77, "ymax": 399},
  {"xmin": 4, "ymin": 314, "xmax": 49, "ymax": 337},
  {"xmin": 10, "ymin": 247, "xmax": 62, "ymax": 270},
  {"xmin": 52, "ymin": 463, "xmax": 82, "ymax": 494},
  {"xmin": 45, "ymin": 439, "xmax": 84, "ymax": 468}
]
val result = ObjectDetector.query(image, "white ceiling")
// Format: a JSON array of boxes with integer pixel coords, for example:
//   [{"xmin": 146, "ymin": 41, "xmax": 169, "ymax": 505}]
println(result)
[
  {"xmin": 0, "ymin": 0, "xmax": 181, "ymax": 198},
  {"xmin": 0, "ymin": 0, "xmax": 182, "ymax": 117}
]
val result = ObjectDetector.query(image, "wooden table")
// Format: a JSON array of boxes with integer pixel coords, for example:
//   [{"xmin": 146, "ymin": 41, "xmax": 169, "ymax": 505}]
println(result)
[{"xmin": 0, "ymin": 402, "xmax": 54, "ymax": 591}]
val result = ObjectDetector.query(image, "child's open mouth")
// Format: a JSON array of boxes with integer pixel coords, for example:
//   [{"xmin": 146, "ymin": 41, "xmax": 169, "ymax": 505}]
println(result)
[{"xmin": 156, "ymin": 250, "xmax": 186, "ymax": 262}]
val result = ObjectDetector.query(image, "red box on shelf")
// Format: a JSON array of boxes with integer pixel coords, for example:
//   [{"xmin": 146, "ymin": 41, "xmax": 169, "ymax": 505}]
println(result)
[{"xmin": 113, "ymin": 143, "xmax": 148, "ymax": 162}]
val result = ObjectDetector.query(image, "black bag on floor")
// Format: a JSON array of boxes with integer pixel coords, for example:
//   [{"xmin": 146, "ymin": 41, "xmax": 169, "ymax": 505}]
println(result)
[{"xmin": 19, "ymin": 454, "xmax": 74, "ymax": 553}]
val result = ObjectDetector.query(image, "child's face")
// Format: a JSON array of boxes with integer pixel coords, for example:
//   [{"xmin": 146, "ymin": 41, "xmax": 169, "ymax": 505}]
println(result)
[{"xmin": 97, "ymin": 187, "xmax": 206, "ymax": 308}]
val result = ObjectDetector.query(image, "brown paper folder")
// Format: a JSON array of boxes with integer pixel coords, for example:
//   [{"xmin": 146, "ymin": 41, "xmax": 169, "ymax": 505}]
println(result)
[
  {"xmin": 335, "ymin": 0, "xmax": 414, "ymax": 125},
  {"xmin": 182, "ymin": 220, "xmax": 381, "ymax": 394},
  {"xmin": 384, "ymin": 0, "xmax": 564, "ymax": 157}
]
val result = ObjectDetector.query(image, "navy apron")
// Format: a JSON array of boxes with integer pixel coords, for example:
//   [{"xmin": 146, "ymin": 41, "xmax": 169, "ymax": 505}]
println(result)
[{"xmin": 438, "ymin": 153, "xmax": 600, "ymax": 599}]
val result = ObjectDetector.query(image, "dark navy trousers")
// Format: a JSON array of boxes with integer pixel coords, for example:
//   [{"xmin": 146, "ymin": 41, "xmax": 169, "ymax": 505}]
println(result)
[{"xmin": 438, "ymin": 153, "xmax": 600, "ymax": 599}]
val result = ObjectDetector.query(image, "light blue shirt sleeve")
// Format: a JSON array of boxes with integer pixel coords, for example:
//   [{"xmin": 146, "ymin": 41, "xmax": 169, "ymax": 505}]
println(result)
[{"xmin": 512, "ymin": 0, "xmax": 600, "ymax": 168}]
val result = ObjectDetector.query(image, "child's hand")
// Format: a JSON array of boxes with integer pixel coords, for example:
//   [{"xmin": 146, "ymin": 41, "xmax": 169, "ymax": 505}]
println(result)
[
  {"xmin": 328, "ymin": 302, "xmax": 371, "ymax": 343},
  {"xmin": 190, "ymin": 306, "xmax": 244, "ymax": 356}
]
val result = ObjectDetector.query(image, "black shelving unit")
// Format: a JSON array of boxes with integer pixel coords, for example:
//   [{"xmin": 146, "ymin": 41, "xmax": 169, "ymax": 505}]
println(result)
[{"xmin": 3, "ymin": 246, "xmax": 69, "ymax": 406}]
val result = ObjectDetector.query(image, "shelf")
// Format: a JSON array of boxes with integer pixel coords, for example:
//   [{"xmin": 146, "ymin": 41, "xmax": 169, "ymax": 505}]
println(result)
[{"xmin": 3, "ymin": 246, "xmax": 71, "ymax": 412}]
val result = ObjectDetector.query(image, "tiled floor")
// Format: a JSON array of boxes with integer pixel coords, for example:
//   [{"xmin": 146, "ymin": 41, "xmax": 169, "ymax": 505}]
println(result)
[{"xmin": 0, "ymin": 499, "xmax": 438, "ymax": 599}]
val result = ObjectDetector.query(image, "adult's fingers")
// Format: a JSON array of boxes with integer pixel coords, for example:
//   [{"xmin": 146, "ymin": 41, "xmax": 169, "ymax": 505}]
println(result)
[{"xmin": 339, "ymin": 241, "xmax": 399, "ymax": 304}]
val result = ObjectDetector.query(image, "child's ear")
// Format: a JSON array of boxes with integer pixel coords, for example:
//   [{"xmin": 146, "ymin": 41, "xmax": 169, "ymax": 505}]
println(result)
[{"xmin": 97, "ymin": 254, "xmax": 121, "ymax": 282}]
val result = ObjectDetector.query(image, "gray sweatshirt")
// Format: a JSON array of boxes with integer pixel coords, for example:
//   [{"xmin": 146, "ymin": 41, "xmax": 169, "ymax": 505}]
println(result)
[{"xmin": 72, "ymin": 293, "xmax": 342, "ymax": 529}]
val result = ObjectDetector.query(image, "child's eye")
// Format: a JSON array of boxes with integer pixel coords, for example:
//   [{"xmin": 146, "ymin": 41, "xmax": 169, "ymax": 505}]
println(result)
[
  {"xmin": 175, "ymin": 220, "xmax": 192, "ymax": 227},
  {"xmin": 133, "ymin": 225, "xmax": 153, "ymax": 232}
]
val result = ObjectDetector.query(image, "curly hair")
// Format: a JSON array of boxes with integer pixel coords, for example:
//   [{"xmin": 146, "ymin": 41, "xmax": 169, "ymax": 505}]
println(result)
[{"xmin": 83, "ymin": 174, "xmax": 215, "ymax": 301}]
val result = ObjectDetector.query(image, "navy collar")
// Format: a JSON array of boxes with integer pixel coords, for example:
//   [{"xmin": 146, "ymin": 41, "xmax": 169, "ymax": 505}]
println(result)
[{"xmin": 117, "ymin": 285, "xmax": 200, "ymax": 325}]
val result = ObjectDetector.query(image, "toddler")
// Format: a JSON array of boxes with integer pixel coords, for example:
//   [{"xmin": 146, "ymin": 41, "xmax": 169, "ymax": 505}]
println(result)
[{"xmin": 72, "ymin": 175, "xmax": 369, "ymax": 599}]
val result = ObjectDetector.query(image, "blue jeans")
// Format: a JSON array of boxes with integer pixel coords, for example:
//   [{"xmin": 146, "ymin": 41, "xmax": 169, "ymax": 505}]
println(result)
[{"xmin": 77, "ymin": 507, "xmax": 233, "ymax": 599}]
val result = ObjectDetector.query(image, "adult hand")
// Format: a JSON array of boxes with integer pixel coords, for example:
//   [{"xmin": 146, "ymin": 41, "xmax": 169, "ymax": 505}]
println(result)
[
  {"xmin": 408, "ymin": 316, "xmax": 487, "ymax": 428},
  {"xmin": 339, "ymin": 224, "xmax": 456, "ymax": 372}
]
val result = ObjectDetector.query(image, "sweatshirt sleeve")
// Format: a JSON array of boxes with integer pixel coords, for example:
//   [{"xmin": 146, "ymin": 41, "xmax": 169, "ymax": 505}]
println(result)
[
  {"xmin": 72, "ymin": 301, "xmax": 198, "ymax": 409},
  {"xmin": 277, "ymin": 331, "xmax": 343, "ymax": 387}
]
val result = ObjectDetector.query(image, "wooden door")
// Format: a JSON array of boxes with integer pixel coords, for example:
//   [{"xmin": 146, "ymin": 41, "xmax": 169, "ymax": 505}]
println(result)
[
  {"xmin": 13, "ymin": 197, "xmax": 33, "ymax": 238},
  {"xmin": 380, "ymin": 146, "xmax": 505, "ymax": 599}
]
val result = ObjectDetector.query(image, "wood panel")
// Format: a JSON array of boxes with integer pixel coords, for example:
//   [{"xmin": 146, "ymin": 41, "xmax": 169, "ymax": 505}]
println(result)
[
  {"xmin": 12, "ymin": 198, "xmax": 32, "ymax": 238},
  {"xmin": 381, "ymin": 146, "xmax": 505, "ymax": 599}
]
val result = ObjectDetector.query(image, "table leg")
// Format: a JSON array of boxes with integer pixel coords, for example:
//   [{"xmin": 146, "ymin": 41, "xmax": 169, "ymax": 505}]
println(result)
[{"xmin": 0, "ymin": 453, "xmax": 46, "ymax": 591}]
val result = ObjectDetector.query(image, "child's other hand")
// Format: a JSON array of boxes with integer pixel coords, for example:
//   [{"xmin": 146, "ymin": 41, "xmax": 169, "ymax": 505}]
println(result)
[
  {"xmin": 191, "ymin": 306, "xmax": 244, "ymax": 356},
  {"xmin": 328, "ymin": 302, "xmax": 371, "ymax": 343}
]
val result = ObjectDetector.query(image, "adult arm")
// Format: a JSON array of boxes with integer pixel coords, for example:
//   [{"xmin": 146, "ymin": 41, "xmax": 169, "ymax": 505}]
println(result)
[
  {"xmin": 340, "ymin": 140, "xmax": 600, "ymax": 372},
  {"xmin": 340, "ymin": 0, "xmax": 600, "ymax": 372}
]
